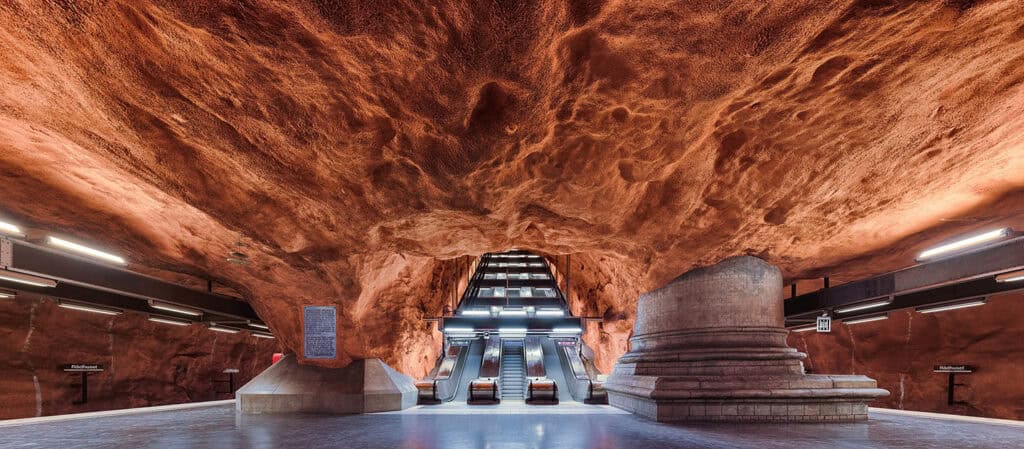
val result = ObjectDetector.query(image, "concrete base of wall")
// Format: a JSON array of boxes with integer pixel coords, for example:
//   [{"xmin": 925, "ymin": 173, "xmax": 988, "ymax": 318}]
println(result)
[{"xmin": 236, "ymin": 355, "xmax": 417, "ymax": 415}]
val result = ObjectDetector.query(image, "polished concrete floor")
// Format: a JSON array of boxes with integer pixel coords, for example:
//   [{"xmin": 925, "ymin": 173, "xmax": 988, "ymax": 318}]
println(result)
[{"xmin": 1, "ymin": 403, "xmax": 1022, "ymax": 449}]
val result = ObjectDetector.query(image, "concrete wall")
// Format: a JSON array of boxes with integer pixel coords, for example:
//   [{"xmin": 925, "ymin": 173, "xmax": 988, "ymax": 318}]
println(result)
[
  {"xmin": 0, "ymin": 296, "xmax": 281, "ymax": 419},
  {"xmin": 789, "ymin": 292, "xmax": 1024, "ymax": 421}
]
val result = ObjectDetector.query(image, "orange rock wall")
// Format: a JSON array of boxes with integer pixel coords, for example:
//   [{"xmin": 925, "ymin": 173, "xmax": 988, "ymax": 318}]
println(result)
[{"xmin": 0, "ymin": 296, "xmax": 281, "ymax": 420}]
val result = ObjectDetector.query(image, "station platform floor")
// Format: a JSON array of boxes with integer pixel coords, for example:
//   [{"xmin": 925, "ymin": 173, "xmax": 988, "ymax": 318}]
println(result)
[{"xmin": 1, "ymin": 401, "xmax": 1021, "ymax": 448}]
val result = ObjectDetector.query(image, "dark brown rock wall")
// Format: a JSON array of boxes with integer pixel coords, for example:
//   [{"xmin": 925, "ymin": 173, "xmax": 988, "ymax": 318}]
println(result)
[
  {"xmin": 0, "ymin": 296, "xmax": 281, "ymax": 420},
  {"xmin": 788, "ymin": 292, "xmax": 1024, "ymax": 420}
]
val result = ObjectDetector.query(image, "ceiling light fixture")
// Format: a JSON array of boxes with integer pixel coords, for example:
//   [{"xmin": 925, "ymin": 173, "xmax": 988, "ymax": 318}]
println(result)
[
  {"xmin": 499, "ymin": 327, "xmax": 527, "ymax": 334},
  {"xmin": 790, "ymin": 324, "xmax": 818, "ymax": 332},
  {"xmin": 443, "ymin": 327, "xmax": 474, "ymax": 333},
  {"xmin": 834, "ymin": 297, "xmax": 893, "ymax": 314},
  {"xmin": 252, "ymin": 332, "xmax": 275, "ymax": 339},
  {"xmin": 917, "ymin": 298, "xmax": 987, "ymax": 314},
  {"xmin": 500, "ymin": 309, "xmax": 527, "ymax": 317},
  {"xmin": 58, "ymin": 301, "xmax": 122, "ymax": 316},
  {"xmin": 148, "ymin": 316, "xmax": 191, "ymax": 326},
  {"xmin": 149, "ymin": 300, "xmax": 202, "ymax": 317},
  {"xmin": 535, "ymin": 309, "xmax": 564, "ymax": 317},
  {"xmin": 552, "ymin": 327, "xmax": 582, "ymax": 334},
  {"xmin": 0, "ymin": 290, "xmax": 15, "ymax": 299},
  {"xmin": 0, "ymin": 221, "xmax": 24, "ymax": 237},
  {"xmin": 209, "ymin": 325, "xmax": 240, "ymax": 334},
  {"xmin": 249, "ymin": 323, "xmax": 269, "ymax": 330},
  {"xmin": 916, "ymin": 228, "xmax": 1013, "ymax": 261},
  {"xmin": 843, "ymin": 314, "xmax": 888, "ymax": 325},
  {"xmin": 460, "ymin": 309, "xmax": 490, "ymax": 316},
  {"xmin": 48, "ymin": 236, "xmax": 126, "ymax": 265},
  {"xmin": 0, "ymin": 270, "xmax": 57, "ymax": 288},
  {"xmin": 995, "ymin": 269, "xmax": 1024, "ymax": 283}
]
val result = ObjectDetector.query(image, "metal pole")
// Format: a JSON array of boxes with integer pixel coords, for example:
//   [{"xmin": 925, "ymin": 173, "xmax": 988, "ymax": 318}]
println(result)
[
  {"xmin": 81, "ymin": 372, "xmax": 88, "ymax": 404},
  {"xmin": 791, "ymin": 284, "xmax": 797, "ymax": 298}
]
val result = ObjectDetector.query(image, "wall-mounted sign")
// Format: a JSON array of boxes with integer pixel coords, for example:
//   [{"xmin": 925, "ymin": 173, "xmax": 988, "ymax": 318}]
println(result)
[
  {"xmin": 303, "ymin": 306, "xmax": 336, "ymax": 359},
  {"xmin": 934, "ymin": 365, "xmax": 975, "ymax": 373},
  {"xmin": 816, "ymin": 316, "xmax": 832, "ymax": 333},
  {"xmin": 61, "ymin": 364, "xmax": 104, "ymax": 372}
]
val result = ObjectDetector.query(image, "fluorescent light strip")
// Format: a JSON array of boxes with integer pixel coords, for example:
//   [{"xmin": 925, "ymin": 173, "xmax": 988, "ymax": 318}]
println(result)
[
  {"xmin": 148, "ymin": 316, "xmax": 191, "ymax": 326},
  {"xmin": 552, "ymin": 327, "xmax": 582, "ymax": 334},
  {"xmin": 917, "ymin": 299, "xmax": 986, "ymax": 314},
  {"xmin": 59, "ymin": 302, "xmax": 122, "ymax": 316},
  {"xmin": 252, "ymin": 332, "xmax": 275, "ymax": 339},
  {"xmin": 249, "ymin": 323, "xmax": 269, "ymax": 330},
  {"xmin": 459, "ymin": 310, "xmax": 491, "ymax": 316},
  {"xmin": 0, "ymin": 221, "xmax": 24, "ymax": 236},
  {"xmin": 917, "ymin": 228, "xmax": 1011, "ymax": 261},
  {"xmin": 500, "ymin": 310, "xmax": 527, "ymax": 317},
  {"xmin": 835, "ymin": 298, "xmax": 893, "ymax": 314},
  {"xmin": 995, "ymin": 269, "xmax": 1024, "ymax": 283},
  {"xmin": 0, "ymin": 270, "xmax": 57, "ymax": 288},
  {"xmin": 444, "ymin": 327, "xmax": 475, "ymax": 333},
  {"xmin": 790, "ymin": 325, "xmax": 818, "ymax": 332},
  {"xmin": 0, "ymin": 291, "xmax": 15, "ymax": 299},
  {"xmin": 47, "ymin": 236, "xmax": 126, "ymax": 265},
  {"xmin": 499, "ymin": 327, "xmax": 527, "ymax": 334},
  {"xmin": 536, "ymin": 310, "xmax": 564, "ymax": 317},
  {"xmin": 844, "ymin": 314, "xmax": 888, "ymax": 325},
  {"xmin": 149, "ymin": 301, "xmax": 202, "ymax": 317},
  {"xmin": 209, "ymin": 326, "xmax": 239, "ymax": 334}
]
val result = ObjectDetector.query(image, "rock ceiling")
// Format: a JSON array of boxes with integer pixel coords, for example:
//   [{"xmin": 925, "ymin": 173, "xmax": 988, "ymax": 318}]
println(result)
[{"xmin": 0, "ymin": 0, "xmax": 1022, "ymax": 374}]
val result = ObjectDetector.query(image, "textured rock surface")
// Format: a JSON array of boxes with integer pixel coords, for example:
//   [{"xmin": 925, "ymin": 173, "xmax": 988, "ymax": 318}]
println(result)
[
  {"xmin": 789, "ymin": 291, "xmax": 1024, "ymax": 421},
  {"xmin": 0, "ymin": 294, "xmax": 281, "ymax": 420},
  {"xmin": 0, "ymin": 0, "xmax": 1022, "ymax": 380}
]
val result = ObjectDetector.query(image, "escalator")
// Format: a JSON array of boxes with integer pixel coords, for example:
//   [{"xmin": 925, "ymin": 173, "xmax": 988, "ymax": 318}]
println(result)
[{"xmin": 500, "ymin": 340, "xmax": 525, "ymax": 400}]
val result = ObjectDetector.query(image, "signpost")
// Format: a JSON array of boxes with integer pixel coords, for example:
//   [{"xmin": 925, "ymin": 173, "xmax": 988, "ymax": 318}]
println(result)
[
  {"xmin": 62, "ymin": 364, "xmax": 104, "ymax": 405},
  {"xmin": 303, "ymin": 306, "xmax": 337, "ymax": 359},
  {"xmin": 934, "ymin": 364, "xmax": 975, "ymax": 405}
]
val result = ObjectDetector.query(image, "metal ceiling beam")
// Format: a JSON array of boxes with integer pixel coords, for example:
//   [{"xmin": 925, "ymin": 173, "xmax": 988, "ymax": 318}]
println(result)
[
  {"xmin": 785, "ymin": 236, "xmax": 1024, "ymax": 319},
  {"xmin": 1, "ymin": 237, "xmax": 261, "ymax": 322}
]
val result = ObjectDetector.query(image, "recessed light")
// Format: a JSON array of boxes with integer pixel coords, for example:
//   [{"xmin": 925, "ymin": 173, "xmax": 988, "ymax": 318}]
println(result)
[
  {"xmin": 148, "ymin": 316, "xmax": 191, "ymax": 326},
  {"xmin": 0, "ymin": 270, "xmax": 57, "ymax": 288},
  {"xmin": 916, "ymin": 228, "xmax": 1012, "ymax": 261},
  {"xmin": 58, "ymin": 301, "xmax": 122, "ymax": 316},
  {"xmin": 995, "ymin": 269, "xmax": 1024, "ymax": 283},
  {"xmin": 0, "ymin": 221, "xmax": 24, "ymax": 237},
  {"xmin": 917, "ymin": 298, "xmax": 986, "ymax": 314},
  {"xmin": 48, "ymin": 236, "xmax": 126, "ymax": 265},
  {"xmin": 209, "ymin": 325, "xmax": 239, "ymax": 334},
  {"xmin": 835, "ymin": 297, "xmax": 893, "ymax": 314},
  {"xmin": 149, "ymin": 300, "xmax": 202, "ymax": 316},
  {"xmin": 843, "ymin": 314, "xmax": 888, "ymax": 325}
]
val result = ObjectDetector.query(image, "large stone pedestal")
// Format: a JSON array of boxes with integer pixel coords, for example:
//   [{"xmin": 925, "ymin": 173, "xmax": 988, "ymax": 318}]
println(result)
[
  {"xmin": 236, "ymin": 354, "xmax": 417, "ymax": 414},
  {"xmin": 605, "ymin": 256, "xmax": 888, "ymax": 422}
]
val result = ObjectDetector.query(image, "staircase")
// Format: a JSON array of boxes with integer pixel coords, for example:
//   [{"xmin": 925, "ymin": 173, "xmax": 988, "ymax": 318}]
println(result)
[{"xmin": 501, "ymin": 340, "xmax": 525, "ymax": 400}]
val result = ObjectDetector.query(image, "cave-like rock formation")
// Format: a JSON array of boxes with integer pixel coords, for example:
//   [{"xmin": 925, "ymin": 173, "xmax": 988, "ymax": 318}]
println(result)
[{"xmin": 0, "ymin": 0, "xmax": 1023, "ymax": 381}]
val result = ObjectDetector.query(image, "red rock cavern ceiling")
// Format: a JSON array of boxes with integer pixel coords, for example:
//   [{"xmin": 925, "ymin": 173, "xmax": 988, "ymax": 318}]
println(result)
[{"xmin": 1, "ymin": 0, "xmax": 1023, "ymax": 377}]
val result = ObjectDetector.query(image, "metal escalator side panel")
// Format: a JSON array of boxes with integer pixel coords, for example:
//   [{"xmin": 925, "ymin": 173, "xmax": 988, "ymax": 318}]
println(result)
[
  {"xmin": 453, "ymin": 338, "xmax": 485, "ymax": 402},
  {"xmin": 524, "ymin": 335, "xmax": 546, "ymax": 378},
  {"xmin": 479, "ymin": 336, "xmax": 502, "ymax": 378}
]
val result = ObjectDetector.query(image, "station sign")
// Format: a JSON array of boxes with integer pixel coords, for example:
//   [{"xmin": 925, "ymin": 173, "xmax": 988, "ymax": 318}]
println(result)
[
  {"xmin": 933, "ymin": 365, "xmax": 975, "ymax": 373},
  {"xmin": 816, "ymin": 316, "xmax": 832, "ymax": 333},
  {"xmin": 61, "ymin": 364, "xmax": 104, "ymax": 372}
]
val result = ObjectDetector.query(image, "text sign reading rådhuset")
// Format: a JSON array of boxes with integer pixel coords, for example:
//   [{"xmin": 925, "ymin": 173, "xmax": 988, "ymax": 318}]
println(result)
[
  {"xmin": 933, "ymin": 365, "xmax": 975, "ymax": 373},
  {"xmin": 304, "ymin": 306, "xmax": 337, "ymax": 359}
]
